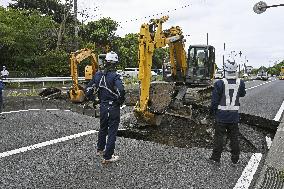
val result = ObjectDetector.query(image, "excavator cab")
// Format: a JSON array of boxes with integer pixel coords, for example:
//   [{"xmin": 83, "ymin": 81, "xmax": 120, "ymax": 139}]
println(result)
[{"xmin": 186, "ymin": 45, "xmax": 215, "ymax": 86}]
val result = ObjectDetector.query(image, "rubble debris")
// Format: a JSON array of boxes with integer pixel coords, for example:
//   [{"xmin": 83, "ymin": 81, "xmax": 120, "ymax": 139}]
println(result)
[
  {"xmin": 148, "ymin": 81, "xmax": 175, "ymax": 114},
  {"xmin": 39, "ymin": 87, "xmax": 64, "ymax": 99}
]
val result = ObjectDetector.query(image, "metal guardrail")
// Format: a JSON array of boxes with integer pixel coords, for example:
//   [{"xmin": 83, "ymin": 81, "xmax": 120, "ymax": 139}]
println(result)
[
  {"xmin": 2, "ymin": 77, "xmax": 85, "ymax": 86},
  {"xmin": 2, "ymin": 77, "xmax": 84, "ymax": 83}
]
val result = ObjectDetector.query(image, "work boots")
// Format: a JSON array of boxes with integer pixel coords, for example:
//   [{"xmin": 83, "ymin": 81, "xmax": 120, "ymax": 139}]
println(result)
[
  {"xmin": 231, "ymin": 155, "xmax": 239, "ymax": 164},
  {"xmin": 102, "ymin": 155, "xmax": 119, "ymax": 164}
]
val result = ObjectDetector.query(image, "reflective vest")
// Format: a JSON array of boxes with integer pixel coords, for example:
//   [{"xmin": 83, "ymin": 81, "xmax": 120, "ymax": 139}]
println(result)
[
  {"xmin": 98, "ymin": 74, "xmax": 120, "ymax": 99},
  {"xmin": 218, "ymin": 78, "xmax": 240, "ymax": 111}
]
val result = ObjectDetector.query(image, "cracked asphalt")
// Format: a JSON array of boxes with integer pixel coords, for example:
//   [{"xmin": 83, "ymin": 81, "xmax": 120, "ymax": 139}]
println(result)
[{"xmin": 0, "ymin": 78, "xmax": 283, "ymax": 188}]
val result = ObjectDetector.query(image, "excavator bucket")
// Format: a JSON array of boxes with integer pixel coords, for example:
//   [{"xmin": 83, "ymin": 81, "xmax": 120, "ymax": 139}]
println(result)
[
  {"xmin": 69, "ymin": 89, "xmax": 85, "ymax": 103},
  {"xmin": 134, "ymin": 82, "xmax": 175, "ymax": 126},
  {"xmin": 133, "ymin": 110, "xmax": 163, "ymax": 126}
]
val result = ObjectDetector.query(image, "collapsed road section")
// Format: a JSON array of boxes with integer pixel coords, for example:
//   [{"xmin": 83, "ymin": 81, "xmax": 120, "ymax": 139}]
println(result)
[{"xmin": 2, "ymin": 96, "xmax": 279, "ymax": 155}]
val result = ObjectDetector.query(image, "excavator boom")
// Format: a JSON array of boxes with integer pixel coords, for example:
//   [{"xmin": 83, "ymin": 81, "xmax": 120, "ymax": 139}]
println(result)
[
  {"xmin": 134, "ymin": 16, "xmax": 216, "ymax": 126},
  {"xmin": 134, "ymin": 16, "xmax": 187, "ymax": 125},
  {"xmin": 69, "ymin": 48, "xmax": 99, "ymax": 103}
]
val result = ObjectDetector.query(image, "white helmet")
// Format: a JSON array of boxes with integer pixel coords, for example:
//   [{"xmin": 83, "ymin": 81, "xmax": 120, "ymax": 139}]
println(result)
[
  {"xmin": 105, "ymin": 51, "xmax": 118, "ymax": 63},
  {"xmin": 224, "ymin": 56, "xmax": 238, "ymax": 72}
]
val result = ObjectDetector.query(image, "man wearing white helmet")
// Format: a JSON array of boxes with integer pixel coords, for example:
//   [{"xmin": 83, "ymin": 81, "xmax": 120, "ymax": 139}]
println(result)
[
  {"xmin": 85, "ymin": 51, "xmax": 125, "ymax": 164},
  {"xmin": 1, "ymin": 66, "xmax": 9, "ymax": 79},
  {"xmin": 209, "ymin": 55, "xmax": 246, "ymax": 165}
]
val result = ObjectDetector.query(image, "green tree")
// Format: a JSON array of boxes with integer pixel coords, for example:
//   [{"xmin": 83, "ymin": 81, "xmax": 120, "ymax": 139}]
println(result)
[
  {"xmin": 153, "ymin": 48, "xmax": 169, "ymax": 69},
  {"xmin": 34, "ymin": 49, "xmax": 69, "ymax": 76},
  {"xmin": 9, "ymin": 0, "xmax": 76, "ymax": 50},
  {"xmin": 9, "ymin": 0, "xmax": 72, "ymax": 24},
  {"xmin": 0, "ymin": 7, "xmax": 58, "ymax": 73},
  {"xmin": 80, "ymin": 17, "xmax": 119, "ymax": 53},
  {"xmin": 112, "ymin": 33, "xmax": 139, "ymax": 69},
  {"xmin": 267, "ymin": 60, "xmax": 284, "ymax": 75}
]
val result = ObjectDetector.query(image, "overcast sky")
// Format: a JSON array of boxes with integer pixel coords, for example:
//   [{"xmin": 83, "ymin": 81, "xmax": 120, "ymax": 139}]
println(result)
[{"xmin": 1, "ymin": 0, "xmax": 284, "ymax": 68}]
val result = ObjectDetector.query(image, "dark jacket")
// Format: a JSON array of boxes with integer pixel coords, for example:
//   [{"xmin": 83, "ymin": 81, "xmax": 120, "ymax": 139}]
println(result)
[
  {"xmin": 211, "ymin": 78, "xmax": 246, "ymax": 123},
  {"xmin": 86, "ymin": 71, "xmax": 125, "ymax": 105},
  {"xmin": 0, "ymin": 80, "xmax": 3, "ymax": 95}
]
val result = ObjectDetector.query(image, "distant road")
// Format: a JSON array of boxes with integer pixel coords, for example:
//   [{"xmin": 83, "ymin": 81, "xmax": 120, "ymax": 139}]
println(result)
[{"xmin": 240, "ymin": 78, "xmax": 284, "ymax": 120}]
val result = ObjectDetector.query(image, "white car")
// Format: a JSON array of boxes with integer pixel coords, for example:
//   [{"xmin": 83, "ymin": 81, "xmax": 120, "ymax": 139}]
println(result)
[{"xmin": 214, "ymin": 71, "xmax": 223, "ymax": 79}]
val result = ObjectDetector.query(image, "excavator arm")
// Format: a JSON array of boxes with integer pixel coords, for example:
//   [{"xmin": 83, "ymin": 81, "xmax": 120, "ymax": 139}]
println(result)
[
  {"xmin": 69, "ymin": 48, "xmax": 98, "ymax": 102},
  {"xmin": 134, "ymin": 16, "xmax": 187, "ymax": 125}
]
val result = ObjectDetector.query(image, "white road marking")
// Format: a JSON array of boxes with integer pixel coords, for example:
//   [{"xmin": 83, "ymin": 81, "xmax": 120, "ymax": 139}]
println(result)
[
  {"xmin": 273, "ymin": 100, "xmax": 284, "ymax": 121},
  {"xmin": 1, "ymin": 109, "xmax": 41, "ymax": 114},
  {"xmin": 1, "ymin": 104, "xmax": 127, "ymax": 115},
  {"xmin": 265, "ymin": 136, "xmax": 272, "ymax": 149},
  {"xmin": 0, "ymin": 130, "xmax": 99, "ymax": 158},
  {"xmin": 0, "ymin": 106, "xmax": 128, "ymax": 158},
  {"xmin": 245, "ymin": 79, "xmax": 275, "ymax": 91},
  {"xmin": 45, "ymin": 109, "xmax": 60, "ymax": 111},
  {"xmin": 233, "ymin": 153, "xmax": 262, "ymax": 189},
  {"xmin": 234, "ymin": 98, "xmax": 284, "ymax": 188},
  {"xmin": 28, "ymin": 109, "xmax": 41, "ymax": 111}
]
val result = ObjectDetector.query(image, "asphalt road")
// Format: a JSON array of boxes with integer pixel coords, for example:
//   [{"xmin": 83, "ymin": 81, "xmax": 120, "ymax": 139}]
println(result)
[
  {"xmin": 240, "ymin": 78, "xmax": 284, "ymax": 120},
  {"xmin": 0, "ymin": 111, "xmax": 253, "ymax": 188},
  {"xmin": 0, "ymin": 78, "xmax": 283, "ymax": 188}
]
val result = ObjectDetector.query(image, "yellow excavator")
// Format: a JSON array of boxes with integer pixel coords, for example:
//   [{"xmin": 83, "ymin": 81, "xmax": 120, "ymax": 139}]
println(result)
[
  {"xmin": 134, "ymin": 16, "xmax": 216, "ymax": 125},
  {"xmin": 69, "ymin": 48, "xmax": 99, "ymax": 102}
]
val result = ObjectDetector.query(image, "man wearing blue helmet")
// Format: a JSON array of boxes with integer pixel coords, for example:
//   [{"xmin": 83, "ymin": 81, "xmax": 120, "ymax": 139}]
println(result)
[
  {"xmin": 210, "ymin": 54, "xmax": 246, "ymax": 165},
  {"xmin": 85, "ymin": 51, "xmax": 125, "ymax": 164}
]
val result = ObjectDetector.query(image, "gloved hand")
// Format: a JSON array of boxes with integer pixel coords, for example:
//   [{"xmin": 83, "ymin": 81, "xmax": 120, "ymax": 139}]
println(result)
[{"xmin": 85, "ymin": 87, "xmax": 94, "ymax": 100}]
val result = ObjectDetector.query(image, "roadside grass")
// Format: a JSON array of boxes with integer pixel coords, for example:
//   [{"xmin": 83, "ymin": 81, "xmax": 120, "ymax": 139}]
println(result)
[
  {"xmin": 6, "ymin": 88, "xmax": 38, "ymax": 97},
  {"xmin": 5, "ymin": 81, "xmax": 73, "ymax": 89}
]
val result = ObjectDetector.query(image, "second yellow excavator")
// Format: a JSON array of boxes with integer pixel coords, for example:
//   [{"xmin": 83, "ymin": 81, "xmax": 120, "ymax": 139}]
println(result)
[
  {"xmin": 134, "ymin": 16, "xmax": 216, "ymax": 125},
  {"xmin": 69, "ymin": 48, "xmax": 99, "ymax": 102}
]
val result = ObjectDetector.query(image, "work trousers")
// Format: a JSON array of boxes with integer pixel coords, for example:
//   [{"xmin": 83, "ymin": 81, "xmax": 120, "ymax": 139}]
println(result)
[
  {"xmin": 97, "ymin": 103, "xmax": 120, "ymax": 160},
  {"xmin": 211, "ymin": 122, "xmax": 240, "ymax": 161}
]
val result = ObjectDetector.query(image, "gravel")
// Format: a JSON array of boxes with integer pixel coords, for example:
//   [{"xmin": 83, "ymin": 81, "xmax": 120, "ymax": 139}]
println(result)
[{"xmin": 0, "ymin": 124, "xmax": 252, "ymax": 188}]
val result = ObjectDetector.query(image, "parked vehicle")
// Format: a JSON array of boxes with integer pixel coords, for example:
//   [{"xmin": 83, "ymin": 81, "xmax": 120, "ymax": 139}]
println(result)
[
  {"xmin": 214, "ymin": 70, "xmax": 223, "ymax": 79},
  {"xmin": 256, "ymin": 70, "xmax": 268, "ymax": 81},
  {"xmin": 122, "ymin": 68, "xmax": 157, "ymax": 78},
  {"xmin": 279, "ymin": 66, "xmax": 284, "ymax": 80}
]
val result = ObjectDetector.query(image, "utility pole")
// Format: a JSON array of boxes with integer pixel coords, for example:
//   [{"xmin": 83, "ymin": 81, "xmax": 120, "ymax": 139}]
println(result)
[
  {"xmin": 223, "ymin": 43, "xmax": 226, "ymax": 77},
  {"xmin": 74, "ymin": 0, "xmax": 78, "ymax": 50},
  {"xmin": 239, "ymin": 51, "xmax": 242, "ymax": 77},
  {"xmin": 206, "ymin": 33, "xmax": 208, "ymax": 45}
]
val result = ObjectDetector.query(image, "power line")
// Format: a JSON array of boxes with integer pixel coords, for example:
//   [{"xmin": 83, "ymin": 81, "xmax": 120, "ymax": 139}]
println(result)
[{"xmin": 117, "ymin": 4, "xmax": 191, "ymax": 26}]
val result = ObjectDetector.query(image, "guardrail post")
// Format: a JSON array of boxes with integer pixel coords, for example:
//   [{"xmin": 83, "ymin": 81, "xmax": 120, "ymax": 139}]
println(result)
[{"xmin": 42, "ymin": 81, "xmax": 45, "ymax": 87}]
